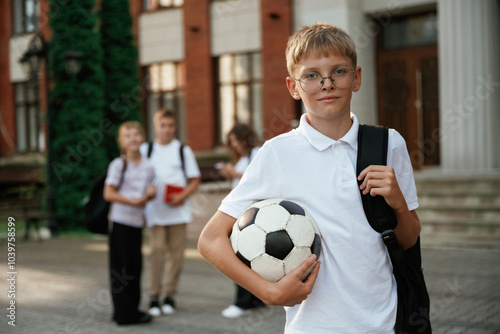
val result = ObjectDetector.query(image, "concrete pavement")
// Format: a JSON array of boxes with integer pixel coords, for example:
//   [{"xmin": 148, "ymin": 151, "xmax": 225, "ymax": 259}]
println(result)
[{"xmin": 1, "ymin": 185, "xmax": 500, "ymax": 333}]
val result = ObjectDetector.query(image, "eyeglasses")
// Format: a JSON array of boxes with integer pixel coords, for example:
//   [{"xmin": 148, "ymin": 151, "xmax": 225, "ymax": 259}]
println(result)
[{"xmin": 295, "ymin": 67, "xmax": 355, "ymax": 94}]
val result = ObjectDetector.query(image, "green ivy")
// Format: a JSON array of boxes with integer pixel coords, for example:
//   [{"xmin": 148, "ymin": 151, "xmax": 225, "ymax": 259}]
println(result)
[
  {"xmin": 100, "ymin": 0, "xmax": 142, "ymax": 161},
  {"xmin": 48, "ymin": 0, "xmax": 107, "ymax": 228}
]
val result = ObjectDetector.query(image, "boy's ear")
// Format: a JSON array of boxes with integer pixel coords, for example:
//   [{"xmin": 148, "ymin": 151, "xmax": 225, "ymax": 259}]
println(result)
[
  {"xmin": 286, "ymin": 77, "xmax": 302, "ymax": 100},
  {"xmin": 352, "ymin": 66, "xmax": 362, "ymax": 92}
]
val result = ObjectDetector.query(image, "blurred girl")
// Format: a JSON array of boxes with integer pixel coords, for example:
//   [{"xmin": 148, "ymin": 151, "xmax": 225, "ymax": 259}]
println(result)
[
  {"xmin": 103, "ymin": 121, "xmax": 156, "ymax": 325},
  {"xmin": 217, "ymin": 124, "xmax": 264, "ymax": 318}
]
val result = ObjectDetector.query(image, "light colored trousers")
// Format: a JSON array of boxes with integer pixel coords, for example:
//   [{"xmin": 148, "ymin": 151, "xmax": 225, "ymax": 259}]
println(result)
[{"xmin": 147, "ymin": 224, "xmax": 187, "ymax": 298}]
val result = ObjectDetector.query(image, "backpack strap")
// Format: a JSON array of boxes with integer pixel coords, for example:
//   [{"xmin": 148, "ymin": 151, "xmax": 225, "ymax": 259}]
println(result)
[
  {"xmin": 147, "ymin": 141, "xmax": 154, "ymax": 158},
  {"xmin": 356, "ymin": 124, "xmax": 397, "ymax": 233},
  {"xmin": 179, "ymin": 143, "xmax": 187, "ymax": 180},
  {"xmin": 117, "ymin": 157, "xmax": 127, "ymax": 190},
  {"xmin": 147, "ymin": 140, "xmax": 187, "ymax": 179}
]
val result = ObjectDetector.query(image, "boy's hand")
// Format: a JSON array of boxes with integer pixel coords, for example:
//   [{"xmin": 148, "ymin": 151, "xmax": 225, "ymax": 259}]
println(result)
[
  {"xmin": 358, "ymin": 165, "xmax": 406, "ymax": 212},
  {"xmin": 145, "ymin": 185, "xmax": 157, "ymax": 200},
  {"xmin": 132, "ymin": 196, "xmax": 148, "ymax": 207},
  {"xmin": 266, "ymin": 254, "xmax": 320, "ymax": 306},
  {"xmin": 168, "ymin": 193, "xmax": 185, "ymax": 206}
]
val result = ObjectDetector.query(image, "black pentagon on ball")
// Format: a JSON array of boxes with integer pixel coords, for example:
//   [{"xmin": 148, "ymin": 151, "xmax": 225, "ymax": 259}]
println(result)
[
  {"xmin": 311, "ymin": 233, "xmax": 322, "ymax": 259},
  {"xmin": 265, "ymin": 230, "xmax": 294, "ymax": 260},
  {"xmin": 237, "ymin": 207, "xmax": 259, "ymax": 230},
  {"xmin": 279, "ymin": 200, "xmax": 305, "ymax": 216},
  {"xmin": 236, "ymin": 251, "xmax": 251, "ymax": 268}
]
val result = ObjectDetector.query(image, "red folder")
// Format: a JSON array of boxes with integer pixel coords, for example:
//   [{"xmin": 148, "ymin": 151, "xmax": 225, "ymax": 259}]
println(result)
[{"xmin": 164, "ymin": 184, "xmax": 184, "ymax": 204}]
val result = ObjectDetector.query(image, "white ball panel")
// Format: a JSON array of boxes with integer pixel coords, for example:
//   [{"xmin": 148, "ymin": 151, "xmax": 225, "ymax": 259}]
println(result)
[
  {"xmin": 286, "ymin": 215, "xmax": 315, "ymax": 247},
  {"xmin": 230, "ymin": 223, "xmax": 240, "ymax": 253},
  {"xmin": 251, "ymin": 198, "xmax": 284, "ymax": 209},
  {"xmin": 304, "ymin": 207, "xmax": 321, "ymax": 236},
  {"xmin": 251, "ymin": 254, "xmax": 286, "ymax": 282},
  {"xmin": 237, "ymin": 224, "xmax": 267, "ymax": 261},
  {"xmin": 284, "ymin": 247, "xmax": 311, "ymax": 275},
  {"xmin": 254, "ymin": 205, "xmax": 290, "ymax": 233}
]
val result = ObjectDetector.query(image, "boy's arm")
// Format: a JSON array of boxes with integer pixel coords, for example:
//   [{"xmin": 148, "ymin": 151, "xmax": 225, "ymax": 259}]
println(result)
[
  {"xmin": 357, "ymin": 165, "xmax": 421, "ymax": 250},
  {"xmin": 198, "ymin": 210, "xmax": 320, "ymax": 306},
  {"xmin": 103, "ymin": 185, "xmax": 148, "ymax": 207}
]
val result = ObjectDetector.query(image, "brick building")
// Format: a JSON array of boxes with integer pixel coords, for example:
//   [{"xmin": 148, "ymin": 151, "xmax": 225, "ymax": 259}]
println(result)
[{"xmin": 1, "ymin": 0, "xmax": 499, "ymax": 174}]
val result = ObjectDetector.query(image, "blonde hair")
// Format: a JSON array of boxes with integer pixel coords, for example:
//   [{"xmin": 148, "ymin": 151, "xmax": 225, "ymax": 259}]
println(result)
[
  {"xmin": 285, "ymin": 23, "xmax": 357, "ymax": 77},
  {"xmin": 153, "ymin": 108, "xmax": 176, "ymax": 123},
  {"xmin": 117, "ymin": 121, "xmax": 145, "ymax": 152}
]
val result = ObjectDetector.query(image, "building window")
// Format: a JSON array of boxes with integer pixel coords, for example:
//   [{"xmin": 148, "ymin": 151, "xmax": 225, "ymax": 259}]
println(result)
[
  {"xmin": 381, "ymin": 12, "xmax": 438, "ymax": 50},
  {"xmin": 14, "ymin": 83, "xmax": 41, "ymax": 153},
  {"xmin": 13, "ymin": 0, "xmax": 38, "ymax": 34},
  {"xmin": 216, "ymin": 52, "xmax": 262, "ymax": 143},
  {"xmin": 143, "ymin": 62, "xmax": 185, "ymax": 141},
  {"xmin": 143, "ymin": 0, "xmax": 184, "ymax": 11}
]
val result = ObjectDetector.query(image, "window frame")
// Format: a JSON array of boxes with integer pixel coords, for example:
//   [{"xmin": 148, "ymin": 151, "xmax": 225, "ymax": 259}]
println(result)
[
  {"xmin": 142, "ymin": 62, "xmax": 186, "ymax": 141},
  {"xmin": 215, "ymin": 52, "xmax": 262, "ymax": 144},
  {"xmin": 12, "ymin": 0, "xmax": 38, "ymax": 35},
  {"xmin": 14, "ymin": 82, "xmax": 41, "ymax": 153},
  {"xmin": 142, "ymin": 0, "xmax": 184, "ymax": 12}
]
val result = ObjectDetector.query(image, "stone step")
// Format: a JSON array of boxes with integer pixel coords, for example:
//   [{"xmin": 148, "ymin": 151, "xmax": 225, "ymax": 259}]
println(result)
[
  {"xmin": 416, "ymin": 181, "xmax": 500, "ymax": 193},
  {"xmin": 417, "ymin": 208, "xmax": 500, "ymax": 223},
  {"xmin": 420, "ymin": 232, "xmax": 500, "ymax": 249},
  {"xmin": 420, "ymin": 219, "xmax": 500, "ymax": 234},
  {"xmin": 413, "ymin": 172, "xmax": 500, "ymax": 248},
  {"xmin": 418, "ymin": 194, "xmax": 500, "ymax": 208},
  {"xmin": 414, "ymin": 173, "xmax": 500, "ymax": 193}
]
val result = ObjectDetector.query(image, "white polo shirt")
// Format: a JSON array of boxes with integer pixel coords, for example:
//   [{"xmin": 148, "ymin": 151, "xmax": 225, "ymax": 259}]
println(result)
[
  {"xmin": 140, "ymin": 139, "xmax": 201, "ymax": 226},
  {"xmin": 219, "ymin": 113, "xmax": 418, "ymax": 334}
]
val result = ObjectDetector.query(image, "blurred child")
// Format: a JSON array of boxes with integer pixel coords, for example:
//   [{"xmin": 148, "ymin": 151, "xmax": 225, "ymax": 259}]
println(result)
[
  {"xmin": 140, "ymin": 109, "xmax": 201, "ymax": 316},
  {"xmin": 217, "ymin": 124, "xmax": 264, "ymax": 318},
  {"xmin": 104, "ymin": 121, "xmax": 156, "ymax": 325}
]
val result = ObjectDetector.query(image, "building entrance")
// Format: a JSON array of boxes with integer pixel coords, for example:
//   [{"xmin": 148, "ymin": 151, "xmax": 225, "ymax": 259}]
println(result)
[{"xmin": 377, "ymin": 12, "xmax": 439, "ymax": 168}]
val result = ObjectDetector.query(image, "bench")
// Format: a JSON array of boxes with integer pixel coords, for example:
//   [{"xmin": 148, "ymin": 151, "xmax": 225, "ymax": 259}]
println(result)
[{"xmin": 0, "ymin": 197, "xmax": 53, "ymax": 242}]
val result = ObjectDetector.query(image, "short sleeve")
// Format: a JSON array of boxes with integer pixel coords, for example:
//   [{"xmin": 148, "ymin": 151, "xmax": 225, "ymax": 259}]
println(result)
[
  {"xmin": 219, "ymin": 143, "xmax": 279, "ymax": 219},
  {"xmin": 104, "ymin": 158, "xmax": 124, "ymax": 187},
  {"xmin": 146, "ymin": 163, "xmax": 156, "ymax": 186},
  {"xmin": 139, "ymin": 142, "xmax": 149, "ymax": 158},
  {"xmin": 183, "ymin": 145, "xmax": 201, "ymax": 179},
  {"xmin": 387, "ymin": 129, "xmax": 419, "ymax": 211}
]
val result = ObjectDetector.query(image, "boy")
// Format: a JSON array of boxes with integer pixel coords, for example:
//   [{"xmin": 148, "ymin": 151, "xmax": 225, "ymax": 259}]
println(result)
[
  {"xmin": 104, "ymin": 121, "xmax": 156, "ymax": 325},
  {"xmin": 140, "ymin": 109, "xmax": 201, "ymax": 316},
  {"xmin": 198, "ymin": 23, "xmax": 420, "ymax": 333}
]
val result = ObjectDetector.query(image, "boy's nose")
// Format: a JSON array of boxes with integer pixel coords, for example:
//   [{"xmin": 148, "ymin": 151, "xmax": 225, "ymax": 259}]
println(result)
[{"xmin": 321, "ymin": 77, "xmax": 335, "ymax": 90}]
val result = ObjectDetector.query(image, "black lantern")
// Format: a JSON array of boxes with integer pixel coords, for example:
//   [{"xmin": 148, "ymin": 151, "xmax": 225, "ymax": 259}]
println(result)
[
  {"xmin": 64, "ymin": 49, "xmax": 84, "ymax": 76},
  {"xmin": 19, "ymin": 32, "xmax": 47, "ymax": 82}
]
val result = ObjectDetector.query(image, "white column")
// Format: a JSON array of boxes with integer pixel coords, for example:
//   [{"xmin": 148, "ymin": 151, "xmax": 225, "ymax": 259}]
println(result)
[{"xmin": 438, "ymin": 0, "xmax": 500, "ymax": 173}]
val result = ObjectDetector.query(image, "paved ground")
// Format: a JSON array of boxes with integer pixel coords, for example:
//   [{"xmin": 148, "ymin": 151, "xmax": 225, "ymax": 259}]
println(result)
[{"xmin": 1, "ymin": 186, "xmax": 500, "ymax": 334}]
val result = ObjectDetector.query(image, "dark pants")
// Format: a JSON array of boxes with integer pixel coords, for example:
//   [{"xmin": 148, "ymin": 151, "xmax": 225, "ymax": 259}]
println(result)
[
  {"xmin": 235, "ymin": 284, "xmax": 265, "ymax": 309},
  {"xmin": 109, "ymin": 222, "xmax": 143, "ymax": 323}
]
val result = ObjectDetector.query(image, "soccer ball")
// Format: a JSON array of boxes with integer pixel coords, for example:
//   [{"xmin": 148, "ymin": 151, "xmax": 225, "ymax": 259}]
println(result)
[{"xmin": 230, "ymin": 199, "xmax": 321, "ymax": 282}]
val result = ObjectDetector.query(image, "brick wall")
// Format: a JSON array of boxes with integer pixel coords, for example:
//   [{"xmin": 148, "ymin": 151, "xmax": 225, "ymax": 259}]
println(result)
[
  {"xmin": 183, "ymin": 0, "xmax": 216, "ymax": 151},
  {"xmin": 0, "ymin": 1, "xmax": 15, "ymax": 158},
  {"xmin": 260, "ymin": 0, "xmax": 296, "ymax": 140}
]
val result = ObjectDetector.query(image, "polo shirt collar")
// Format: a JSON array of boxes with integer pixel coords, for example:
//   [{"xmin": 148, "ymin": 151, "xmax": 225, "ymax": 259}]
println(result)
[{"xmin": 298, "ymin": 113, "xmax": 359, "ymax": 151}]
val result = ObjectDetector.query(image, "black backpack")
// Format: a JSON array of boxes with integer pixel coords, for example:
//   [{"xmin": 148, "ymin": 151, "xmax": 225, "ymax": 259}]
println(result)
[
  {"xmin": 85, "ymin": 158, "xmax": 127, "ymax": 234},
  {"xmin": 356, "ymin": 124, "xmax": 431, "ymax": 334}
]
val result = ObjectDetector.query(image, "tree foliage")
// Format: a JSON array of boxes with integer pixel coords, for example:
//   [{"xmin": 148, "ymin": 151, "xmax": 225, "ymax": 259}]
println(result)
[
  {"xmin": 100, "ymin": 0, "xmax": 142, "ymax": 161},
  {"xmin": 48, "ymin": 0, "xmax": 107, "ymax": 227}
]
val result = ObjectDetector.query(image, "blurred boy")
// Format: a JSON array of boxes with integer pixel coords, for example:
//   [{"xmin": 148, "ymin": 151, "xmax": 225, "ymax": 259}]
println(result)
[{"xmin": 140, "ymin": 109, "xmax": 201, "ymax": 316}]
